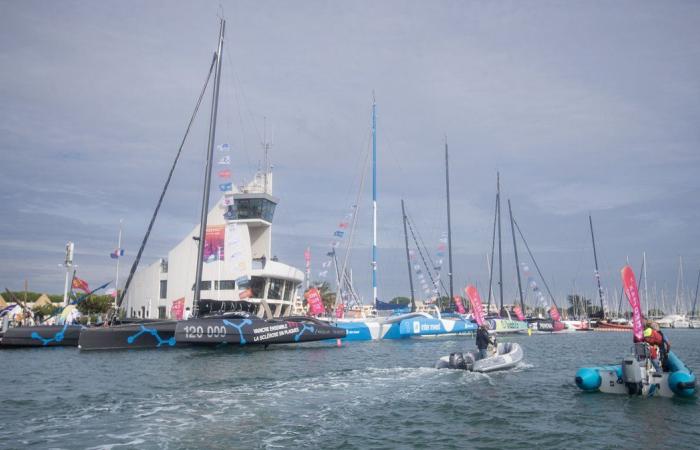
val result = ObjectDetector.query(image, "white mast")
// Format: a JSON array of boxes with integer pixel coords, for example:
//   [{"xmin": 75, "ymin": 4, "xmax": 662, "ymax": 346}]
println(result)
[{"xmin": 371, "ymin": 94, "xmax": 377, "ymax": 305}]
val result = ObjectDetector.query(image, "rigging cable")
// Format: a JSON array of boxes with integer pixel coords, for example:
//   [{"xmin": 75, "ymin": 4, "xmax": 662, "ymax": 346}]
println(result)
[{"xmin": 117, "ymin": 53, "xmax": 217, "ymax": 310}]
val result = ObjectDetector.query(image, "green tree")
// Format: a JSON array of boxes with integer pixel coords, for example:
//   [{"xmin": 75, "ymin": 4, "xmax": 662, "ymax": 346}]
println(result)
[
  {"xmin": 76, "ymin": 295, "xmax": 113, "ymax": 315},
  {"xmin": 390, "ymin": 296, "xmax": 410, "ymax": 306}
]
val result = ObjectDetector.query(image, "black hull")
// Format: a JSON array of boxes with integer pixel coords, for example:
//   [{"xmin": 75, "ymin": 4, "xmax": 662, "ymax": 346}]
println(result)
[
  {"xmin": 78, "ymin": 321, "xmax": 178, "ymax": 350},
  {"xmin": 0, "ymin": 325, "xmax": 83, "ymax": 348},
  {"xmin": 174, "ymin": 315, "xmax": 346, "ymax": 346}
]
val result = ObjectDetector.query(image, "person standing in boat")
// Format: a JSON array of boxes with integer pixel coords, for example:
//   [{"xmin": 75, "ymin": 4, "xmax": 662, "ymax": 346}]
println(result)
[
  {"xmin": 476, "ymin": 324, "xmax": 491, "ymax": 360},
  {"xmin": 642, "ymin": 321, "xmax": 663, "ymax": 372},
  {"xmin": 651, "ymin": 322, "xmax": 671, "ymax": 371}
]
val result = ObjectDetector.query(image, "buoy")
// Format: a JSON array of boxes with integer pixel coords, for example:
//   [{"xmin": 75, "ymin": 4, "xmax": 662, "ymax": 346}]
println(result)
[
  {"xmin": 336, "ymin": 339, "xmax": 342, "ymax": 347},
  {"xmin": 527, "ymin": 328, "xmax": 532, "ymax": 336}
]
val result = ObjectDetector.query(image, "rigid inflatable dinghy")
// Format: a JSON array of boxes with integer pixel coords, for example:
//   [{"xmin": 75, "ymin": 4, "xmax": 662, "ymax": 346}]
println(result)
[
  {"xmin": 575, "ymin": 343, "xmax": 696, "ymax": 398},
  {"xmin": 435, "ymin": 342, "xmax": 523, "ymax": 372}
]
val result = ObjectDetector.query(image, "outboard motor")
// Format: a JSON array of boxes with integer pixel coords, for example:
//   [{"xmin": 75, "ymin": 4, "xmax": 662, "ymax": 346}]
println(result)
[
  {"xmin": 622, "ymin": 342, "xmax": 652, "ymax": 395},
  {"xmin": 449, "ymin": 352, "xmax": 468, "ymax": 370}
]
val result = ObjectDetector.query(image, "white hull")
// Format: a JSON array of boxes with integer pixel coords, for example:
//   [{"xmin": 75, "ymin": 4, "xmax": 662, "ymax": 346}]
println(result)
[{"xmin": 436, "ymin": 342, "xmax": 523, "ymax": 372}]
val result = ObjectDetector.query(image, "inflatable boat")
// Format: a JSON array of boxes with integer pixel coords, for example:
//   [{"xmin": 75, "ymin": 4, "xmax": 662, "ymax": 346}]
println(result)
[
  {"xmin": 435, "ymin": 342, "xmax": 523, "ymax": 372},
  {"xmin": 575, "ymin": 343, "xmax": 696, "ymax": 398}
]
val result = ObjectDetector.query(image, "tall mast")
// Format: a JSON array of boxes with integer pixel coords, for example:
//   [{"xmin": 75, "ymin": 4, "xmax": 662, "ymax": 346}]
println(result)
[
  {"xmin": 643, "ymin": 251, "xmax": 648, "ymax": 316},
  {"xmin": 371, "ymin": 94, "xmax": 378, "ymax": 306},
  {"xmin": 444, "ymin": 138, "xmax": 454, "ymax": 307},
  {"xmin": 589, "ymin": 214, "xmax": 605, "ymax": 318},
  {"xmin": 114, "ymin": 219, "xmax": 123, "ymax": 310},
  {"xmin": 193, "ymin": 19, "xmax": 225, "ymax": 316},
  {"xmin": 508, "ymin": 199, "xmax": 525, "ymax": 316},
  {"xmin": 497, "ymin": 172, "xmax": 504, "ymax": 315},
  {"xmin": 691, "ymin": 269, "xmax": 700, "ymax": 318},
  {"xmin": 402, "ymin": 200, "xmax": 416, "ymax": 312}
]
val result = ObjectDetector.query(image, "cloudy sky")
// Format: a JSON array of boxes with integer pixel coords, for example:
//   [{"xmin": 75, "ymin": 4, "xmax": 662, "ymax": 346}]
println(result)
[{"xmin": 1, "ymin": 1, "xmax": 699, "ymax": 312}]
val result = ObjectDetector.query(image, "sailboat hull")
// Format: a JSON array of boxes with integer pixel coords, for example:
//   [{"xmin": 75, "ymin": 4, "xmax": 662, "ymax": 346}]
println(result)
[
  {"xmin": 174, "ymin": 315, "xmax": 346, "ymax": 345},
  {"xmin": 78, "ymin": 321, "xmax": 178, "ymax": 350},
  {"xmin": 0, "ymin": 324, "xmax": 83, "ymax": 348}
]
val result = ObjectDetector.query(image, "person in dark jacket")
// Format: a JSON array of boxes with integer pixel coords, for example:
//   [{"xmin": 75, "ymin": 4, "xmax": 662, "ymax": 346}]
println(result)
[{"xmin": 476, "ymin": 324, "xmax": 491, "ymax": 360}]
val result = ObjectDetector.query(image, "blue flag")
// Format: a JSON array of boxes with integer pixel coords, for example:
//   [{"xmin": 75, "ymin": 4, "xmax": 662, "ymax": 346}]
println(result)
[{"xmin": 219, "ymin": 182, "xmax": 232, "ymax": 192}]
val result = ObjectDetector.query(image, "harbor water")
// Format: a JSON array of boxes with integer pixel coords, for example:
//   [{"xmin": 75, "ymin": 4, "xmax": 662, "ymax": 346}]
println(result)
[{"xmin": 1, "ymin": 330, "xmax": 699, "ymax": 449}]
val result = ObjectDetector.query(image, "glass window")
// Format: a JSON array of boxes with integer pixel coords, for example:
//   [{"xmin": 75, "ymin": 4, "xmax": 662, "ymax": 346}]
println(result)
[
  {"xmin": 233, "ymin": 198, "xmax": 276, "ymax": 222},
  {"xmin": 250, "ymin": 276, "xmax": 265, "ymax": 298},
  {"xmin": 268, "ymin": 278, "xmax": 283, "ymax": 300},
  {"xmin": 283, "ymin": 280, "xmax": 294, "ymax": 301},
  {"xmin": 197, "ymin": 281, "xmax": 211, "ymax": 291},
  {"xmin": 216, "ymin": 280, "xmax": 235, "ymax": 290},
  {"xmin": 160, "ymin": 280, "xmax": 167, "ymax": 299},
  {"xmin": 158, "ymin": 306, "xmax": 166, "ymax": 319}
]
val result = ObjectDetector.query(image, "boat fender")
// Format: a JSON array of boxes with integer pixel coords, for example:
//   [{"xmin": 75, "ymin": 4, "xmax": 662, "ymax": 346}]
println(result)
[
  {"xmin": 575, "ymin": 368, "xmax": 602, "ymax": 391},
  {"xmin": 449, "ymin": 352, "xmax": 468, "ymax": 370}
]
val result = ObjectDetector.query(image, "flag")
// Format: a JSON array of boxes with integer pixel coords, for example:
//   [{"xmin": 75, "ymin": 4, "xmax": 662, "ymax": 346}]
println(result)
[
  {"xmin": 621, "ymin": 265, "xmax": 644, "ymax": 342},
  {"xmin": 105, "ymin": 288, "xmax": 118, "ymax": 298},
  {"xmin": 218, "ymin": 155, "xmax": 231, "ymax": 165},
  {"xmin": 218, "ymin": 169, "xmax": 231, "ymax": 178},
  {"xmin": 333, "ymin": 230, "xmax": 344, "ymax": 238},
  {"xmin": 465, "ymin": 285, "xmax": 485, "ymax": 326},
  {"xmin": 72, "ymin": 277, "xmax": 90, "ymax": 293},
  {"xmin": 110, "ymin": 248, "xmax": 124, "ymax": 259},
  {"xmin": 217, "ymin": 143, "xmax": 231, "ymax": 152},
  {"xmin": 218, "ymin": 182, "xmax": 232, "ymax": 192}
]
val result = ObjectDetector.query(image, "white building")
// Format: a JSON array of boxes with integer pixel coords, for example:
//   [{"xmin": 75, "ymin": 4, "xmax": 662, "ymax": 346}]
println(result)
[{"xmin": 122, "ymin": 170, "xmax": 304, "ymax": 320}]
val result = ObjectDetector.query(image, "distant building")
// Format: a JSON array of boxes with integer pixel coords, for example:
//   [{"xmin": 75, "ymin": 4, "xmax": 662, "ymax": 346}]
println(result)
[{"xmin": 122, "ymin": 169, "xmax": 303, "ymax": 319}]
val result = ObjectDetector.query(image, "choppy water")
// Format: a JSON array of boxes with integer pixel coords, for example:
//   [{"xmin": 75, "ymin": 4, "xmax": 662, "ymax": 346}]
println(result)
[{"xmin": 1, "ymin": 330, "xmax": 699, "ymax": 449}]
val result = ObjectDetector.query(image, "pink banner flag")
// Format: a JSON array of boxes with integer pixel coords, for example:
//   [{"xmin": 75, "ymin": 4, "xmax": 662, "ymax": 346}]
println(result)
[
  {"xmin": 465, "ymin": 285, "xmax": 485, "ymax": 326},
  {"xmin": 513, "ymin": 305, "xmax": 525, "ymax": 321},
  {"xmin": 305, "ymin": 288, "xmax": 325, "ymax": 316},
  {"xmin": 621, "ymin": 265, "xmax": 644, "ymax": 342},
  {"xmin": 453, "ymin": 296, "xmax": 466, "ymax": 314},
  {"xmin": 335, "ymin": 303, "xmax": 345, "ymax": 319},
  {"xmin": 171, "ymin": 298, "xmax": 185, "ymax": 320},
  {"xmin": 549, "ymin": 305, "xmax": 561, "ymax": 321},
  {"xmin": 218, "ymin": 169, "xmax": 231, "ymax": 178}
]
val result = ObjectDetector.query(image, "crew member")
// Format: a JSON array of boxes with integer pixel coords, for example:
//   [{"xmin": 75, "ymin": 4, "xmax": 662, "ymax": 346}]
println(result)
[
  {"xmin": 643, "ymin": 321, "xmax": 663, "ymax": 372},
  {"xmin": 476, "ymin": 323, "xmax": 491, "ymax": 360},
  {"xmin": 651, "ymin": 322, "xmax": 671, "ymax": 371}
]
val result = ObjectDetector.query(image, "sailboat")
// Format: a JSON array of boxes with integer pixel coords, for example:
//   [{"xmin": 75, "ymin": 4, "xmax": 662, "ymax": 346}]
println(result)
[
  {"xmin": 1, "ymin": 244, "xmax": 85, "ymax": 348},
  {"xmin": 79, "ymin": 19, "xmax": 344, "ymax": 350},
  {"xmin": 588, "ymin": 215, "xmax": 632, "ymax": 331},
  {"xmin": 478, "ymin": 175, "xmax": 529, "ymax": 334}
]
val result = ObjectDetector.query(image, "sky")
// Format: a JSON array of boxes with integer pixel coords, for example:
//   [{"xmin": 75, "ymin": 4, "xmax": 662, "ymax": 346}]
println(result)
[{"xmin": 1, "ymin": 1, "xmax": 699, "ymax": 312}]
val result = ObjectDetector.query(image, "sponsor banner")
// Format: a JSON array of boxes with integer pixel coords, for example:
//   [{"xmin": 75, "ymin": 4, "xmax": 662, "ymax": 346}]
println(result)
[
  {"xmin": 549, "ymin": 305, "xmax": 561, "ymax": 322},
  {"xmin": 465, "ymin": 285, "xmax": 485, "ymax": 326},
  {"xmin": 204, "ymin": 225, "xmax": 225, "ymax": 263},
  {"xmin": 621, "ymin": 265, "xmax": 644, "ymax": 342},
  {"xmin": 453, "ymin": 296, "xmax": 466, "ymax": 314},
  {"xmin": 335, "ymin": 303, "xmax": 345, "ymax": 319},
  {"xmin": 513, "ymin": 305, "xmax": 525, "ymax": 321},
  {"xmin": 171, "ymin": 298, "xmax": 185, "ymax": 320},
  {"xmin": 305, "ymin": 288, "xmax": 325, "ymax": 316}
]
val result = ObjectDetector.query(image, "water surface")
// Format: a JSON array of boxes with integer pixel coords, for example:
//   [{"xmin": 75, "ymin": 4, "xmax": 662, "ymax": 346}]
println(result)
[{"xmin": 1, "ymin": 330, "xmax": 698, "ymax": 449}]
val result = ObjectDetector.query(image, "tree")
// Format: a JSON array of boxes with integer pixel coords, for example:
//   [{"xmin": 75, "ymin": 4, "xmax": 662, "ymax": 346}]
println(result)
[
  {"xmin": 390, "ymin": 296, "xmax": 410, "ymax": 306},
  {"xmin": 33, "ymin": 303, "xmax": 57, "ymax": 321},
  {"xmin": 76, "ymin": 295, "xmax": 113, "ymax": 315}
]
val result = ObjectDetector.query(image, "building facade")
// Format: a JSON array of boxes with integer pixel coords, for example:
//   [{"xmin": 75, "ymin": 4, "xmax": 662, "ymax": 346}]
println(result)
[{"xmin": 122, "ymin": 170, "xmax": 304, "ymax": 319}]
